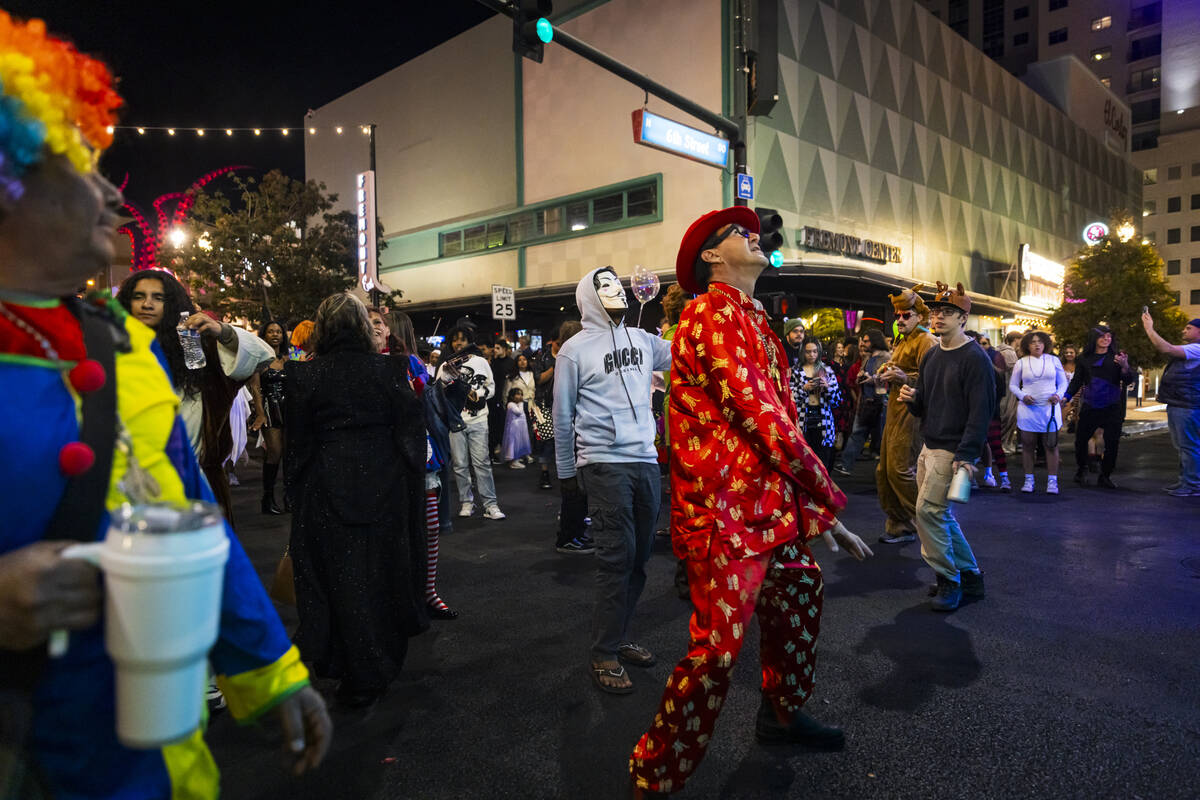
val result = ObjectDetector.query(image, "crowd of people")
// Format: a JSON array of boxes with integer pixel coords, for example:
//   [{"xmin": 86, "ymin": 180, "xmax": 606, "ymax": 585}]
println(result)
[{"xmin": 3, "ymin": 14, "xmax": 1200, "ymax": 799}]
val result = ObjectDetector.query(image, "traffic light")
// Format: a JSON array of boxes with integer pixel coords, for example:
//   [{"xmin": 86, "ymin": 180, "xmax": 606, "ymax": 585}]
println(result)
[
  {"xmin": 514, "ymin": 0, "xmax": 553, "ymax": 63},
  {"xmin": 770, "ymin": 293, "xmax": 796, "ymax": 317},
  {"xmin": 755, "ymin": 207, "xmax": 784, "ymax": 267}
]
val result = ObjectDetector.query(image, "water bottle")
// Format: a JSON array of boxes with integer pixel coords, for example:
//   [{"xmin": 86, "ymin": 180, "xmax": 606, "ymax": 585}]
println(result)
[
  {"xmin": 947, "ymin": 465, "xmax": 972, "ymax": 504},
  {"xmin": 177, "ymin": 312, "xmax": 207, "ymax": 369}
]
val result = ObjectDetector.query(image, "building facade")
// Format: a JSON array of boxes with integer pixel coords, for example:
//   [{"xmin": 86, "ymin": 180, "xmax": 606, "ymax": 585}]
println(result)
[
  {"xmin": 305, "ymin": 0, "xmax": 1139, "ymax": 341},
  {"xmin": 919, "ymin": 0, "xmax": 1200, "ymax": 325}
]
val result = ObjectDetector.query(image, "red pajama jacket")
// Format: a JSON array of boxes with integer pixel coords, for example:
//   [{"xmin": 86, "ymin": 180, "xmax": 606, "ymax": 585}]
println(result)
[{"xmin": 668, "ymin": 283, "xmax": 845, "ymax": 559}]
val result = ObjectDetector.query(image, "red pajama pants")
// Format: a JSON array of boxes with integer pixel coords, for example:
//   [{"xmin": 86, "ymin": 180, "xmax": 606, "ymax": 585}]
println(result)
[{"xmin": 629, "ymin": 538, "xmax": 824, "ymax": 794}]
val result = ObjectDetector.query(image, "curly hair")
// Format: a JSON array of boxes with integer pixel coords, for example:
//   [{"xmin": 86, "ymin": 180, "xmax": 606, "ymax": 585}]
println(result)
[
  {"xmin": 1018, "ymin": 330, "xmax": 1055, "ymax": 357},
  {"xmin": 0, "ymin": 12, "xmax": 123, "ymax": 187},
  {"xmin": 116, "ymin": 269, "xmax": 204, "ymax": 394},
  {"xmin": 661, "ymin": 284, "xmax": 688, "ymax": 326},
  {"xmin": 257, "ymin": 319, "xmax": 289, "ymax": 358},
  {"xmin": 313, "ymin": 293, "xmax": 375, "ymax": 356}
]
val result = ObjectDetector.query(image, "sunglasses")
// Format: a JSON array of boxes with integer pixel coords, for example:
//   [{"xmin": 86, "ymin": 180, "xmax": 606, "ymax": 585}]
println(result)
[
  {"xmin": 704, "ymin": 224, "xmax": 753, "ymax": 249},
  {"xmin": 896, "ymin": 311, "xmax": 916, "ymax": 320}
]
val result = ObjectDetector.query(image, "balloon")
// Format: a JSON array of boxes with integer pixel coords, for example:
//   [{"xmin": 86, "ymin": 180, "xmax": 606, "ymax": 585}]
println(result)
[{"xmin": 631, "ymin": 265, "xmax": 661, "ymax": 305}]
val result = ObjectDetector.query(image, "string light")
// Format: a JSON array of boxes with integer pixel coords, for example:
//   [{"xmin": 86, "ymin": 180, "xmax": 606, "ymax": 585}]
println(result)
[
  {"xmin": 103, "ymin": 125, "xmax": 374, "ymax": 139},
  {"xmin": 106, "ymin": 125, "xmax": 114, "ymax": 134}
]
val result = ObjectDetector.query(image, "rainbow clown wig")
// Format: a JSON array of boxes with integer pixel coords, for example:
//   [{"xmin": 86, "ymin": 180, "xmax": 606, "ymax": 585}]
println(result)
[{"xmin": 0, "ymin": 12, "xmax": 121, "ymax": 195}]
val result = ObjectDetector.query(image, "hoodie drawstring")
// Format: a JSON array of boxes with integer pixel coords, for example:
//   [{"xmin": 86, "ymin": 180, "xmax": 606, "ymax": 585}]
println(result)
[{"xmin": 609, "ymin": 320, "xmax": 638, "ymax": 418}]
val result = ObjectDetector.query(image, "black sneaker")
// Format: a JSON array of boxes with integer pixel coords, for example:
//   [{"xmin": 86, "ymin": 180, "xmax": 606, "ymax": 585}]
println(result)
[
  {"xmin": 832, "ymin": 465, "xmax": 852, "ymax": 476},
  {"xmin": 1074, "ymin": 467, "xmax": 1087, "ymax": 486},
  {"xmin": 754, "ymin": 696, "xmax": 845, "ymax": 750},
  {"xmin": 960, "ymin": 570, "xmax": 985, "ymax": 599},
  {"xmin": 556, "ymin": 537, "xmax": 596, "ymax": 554},
  {"xmin": 1097, "ymin": 474, "xmax": 1117, "ymax": 489},
  {"xmin": 538, "ymin": 471, "xmax": 552, "ymax": 490},
  {"xmin": 930, "ymin": 575, "xmax": 962, "ymax": 612}
]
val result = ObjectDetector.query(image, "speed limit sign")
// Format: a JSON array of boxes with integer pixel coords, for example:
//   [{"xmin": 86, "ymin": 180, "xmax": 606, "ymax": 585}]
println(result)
[{"xmin": 491, "ymin": 285, "xmax": 516, "ymax": 321}]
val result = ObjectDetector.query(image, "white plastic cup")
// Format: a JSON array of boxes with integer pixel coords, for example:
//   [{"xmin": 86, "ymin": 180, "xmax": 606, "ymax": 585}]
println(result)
[
  {"xmin": 61, "ymin": 502, "xmax": 229, "ymax": 748},
  {"xmin": 947, "ymin": 466, "xmax": 972, "ymax": 504}
]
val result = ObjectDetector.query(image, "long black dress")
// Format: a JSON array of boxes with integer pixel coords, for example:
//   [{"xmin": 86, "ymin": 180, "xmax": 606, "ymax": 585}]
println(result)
[{"xmin": 284, "ymin": 351, "xmax": 429, "ymax": 696}]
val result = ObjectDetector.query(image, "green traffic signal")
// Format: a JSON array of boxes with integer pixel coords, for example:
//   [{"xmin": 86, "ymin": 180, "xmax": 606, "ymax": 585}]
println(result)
[{"xmin": 536, "ymin": 17, "xmax": 553, "ymax": 43}]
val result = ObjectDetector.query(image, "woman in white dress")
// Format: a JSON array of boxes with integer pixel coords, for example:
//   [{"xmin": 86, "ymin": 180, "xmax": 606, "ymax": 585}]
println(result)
[{"xmin": 1009, "ymin": 331, "xmax": 1069, "ymax": 494}]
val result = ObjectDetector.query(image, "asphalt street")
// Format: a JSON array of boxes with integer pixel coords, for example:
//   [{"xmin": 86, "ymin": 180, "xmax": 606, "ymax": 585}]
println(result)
[{"xmin": 210, "ymin": 430, "xmax": 1199, "ymax": 800}]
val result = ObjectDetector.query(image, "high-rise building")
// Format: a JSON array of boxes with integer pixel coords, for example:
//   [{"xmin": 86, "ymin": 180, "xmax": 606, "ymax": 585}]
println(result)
[{"xmin": 922, "ymin": 0, "xmax": 1200, "ymax": 319}]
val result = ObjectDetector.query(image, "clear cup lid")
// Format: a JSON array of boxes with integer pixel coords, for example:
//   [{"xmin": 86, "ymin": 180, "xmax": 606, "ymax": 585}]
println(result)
[{"xmin": 112, "ymin": 501, "xmax": 223, "ymax": 535}]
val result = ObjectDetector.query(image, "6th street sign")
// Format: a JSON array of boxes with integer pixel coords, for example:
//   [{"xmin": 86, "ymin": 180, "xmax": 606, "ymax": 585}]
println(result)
[{"xmin": 492, "ymin": 285, "xmax": 516, "ymax": 321}]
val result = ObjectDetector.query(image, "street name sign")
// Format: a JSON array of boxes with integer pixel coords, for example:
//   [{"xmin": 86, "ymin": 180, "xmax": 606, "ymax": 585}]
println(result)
[{"xmin": 631, "ymin": 109, "xmax": 729, "ymax": 168}]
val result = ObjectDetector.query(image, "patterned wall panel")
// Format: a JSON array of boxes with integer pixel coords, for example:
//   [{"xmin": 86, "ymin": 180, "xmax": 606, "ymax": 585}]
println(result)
[{"xmin": 755, "ymin": 0, "xmax": 1141, "ymax": 295}]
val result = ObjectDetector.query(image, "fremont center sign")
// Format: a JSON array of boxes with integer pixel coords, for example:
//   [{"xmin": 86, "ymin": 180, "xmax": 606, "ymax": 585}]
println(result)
[{"xmin": 799, "ymin": 226, "xmax": 902, "ymax": 264}]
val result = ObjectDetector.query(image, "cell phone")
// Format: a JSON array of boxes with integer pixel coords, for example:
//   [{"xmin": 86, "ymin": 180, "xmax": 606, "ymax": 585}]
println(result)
[{"xmin": 1142, "ymin": 305, "xmax": 1149, "ymax": 315}]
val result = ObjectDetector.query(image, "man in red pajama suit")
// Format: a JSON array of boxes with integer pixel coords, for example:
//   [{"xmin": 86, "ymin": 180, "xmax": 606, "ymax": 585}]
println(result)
[{"xmin": 629, "ymin": 208, "xmax": 873, "ymax": 797}]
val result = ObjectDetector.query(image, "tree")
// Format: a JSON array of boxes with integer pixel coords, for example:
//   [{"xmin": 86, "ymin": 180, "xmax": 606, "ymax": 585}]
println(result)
[
  {"xmin": 1048, "ymin": 213, "xmax": 1187, "ymax": 368},
  {"xmin": 170, "ymin": 170, "xmax": 399, "ymax": 324}
]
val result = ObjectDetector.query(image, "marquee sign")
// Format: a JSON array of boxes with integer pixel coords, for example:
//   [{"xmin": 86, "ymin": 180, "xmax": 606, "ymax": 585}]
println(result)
[
  {"xmin": 355, "ymin": 171, "xmax": 384, "ymax": 293},
  {"xmin": 1017, "ymin": 244, "xmax": 1065, "ymax": 310},
  {"xmin": 799, "ymin": 226, "xmax": 902, "ymax": 264}
]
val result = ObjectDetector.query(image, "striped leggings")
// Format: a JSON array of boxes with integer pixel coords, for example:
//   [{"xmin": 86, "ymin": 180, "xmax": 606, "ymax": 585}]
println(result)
[{"xmin": 425, "ymin": 490, "xmax": 450, "ymax": 612}]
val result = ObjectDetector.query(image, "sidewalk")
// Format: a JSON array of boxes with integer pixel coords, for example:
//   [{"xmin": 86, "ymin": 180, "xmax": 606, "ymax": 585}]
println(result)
[{"xmin": 1123, "ymin": 397, "xmax": 1168, "ymax": 435}]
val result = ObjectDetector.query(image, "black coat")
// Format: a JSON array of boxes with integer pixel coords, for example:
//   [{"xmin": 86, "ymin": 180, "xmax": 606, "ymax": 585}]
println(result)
[{"xmin": 284, "ymin": 351, "xmax": 428, "ymax": 692}]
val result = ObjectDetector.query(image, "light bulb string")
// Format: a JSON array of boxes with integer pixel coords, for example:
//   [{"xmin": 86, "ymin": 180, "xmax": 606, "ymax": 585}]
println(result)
[{"xmin": 108, "ymin": 124, "xmax": 376, "ymax": 136}]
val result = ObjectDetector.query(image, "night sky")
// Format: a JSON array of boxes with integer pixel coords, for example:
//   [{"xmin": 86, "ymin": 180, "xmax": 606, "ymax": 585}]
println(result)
[{"xmin": 10, "ymin": 0, "xmax": 495, "ymax": 210}]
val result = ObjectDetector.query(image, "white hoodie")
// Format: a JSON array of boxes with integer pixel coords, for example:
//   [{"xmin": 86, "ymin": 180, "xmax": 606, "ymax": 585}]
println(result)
[{"xmin": 552, "ymin": 267, "xmax": 671, "ymax": 478}]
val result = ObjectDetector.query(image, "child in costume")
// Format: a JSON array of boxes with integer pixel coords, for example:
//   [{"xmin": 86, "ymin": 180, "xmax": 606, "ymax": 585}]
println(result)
[{"xmin": 501, "ymin": 386, "xmax": 532, "ymax": 467}]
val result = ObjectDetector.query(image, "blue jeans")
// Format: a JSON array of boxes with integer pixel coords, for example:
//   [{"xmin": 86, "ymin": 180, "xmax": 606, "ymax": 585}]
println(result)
[
  {"xmin": 914, "ymin": 447, "xmax": 979, "ymax": 581},
  {"xmin": 449, "ymin": 421, "xmax": 498, "ymax": 510},
  {"xmin": 578, "ymin": 462, "xmax": 660, "ymax": 661},
  {"xmin": 1167, "ymin": 405, "xmax": 1200, "ymax": 490}
]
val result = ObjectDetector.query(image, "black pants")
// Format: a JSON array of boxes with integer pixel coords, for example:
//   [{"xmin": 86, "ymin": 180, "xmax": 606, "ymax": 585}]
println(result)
[
  {"xmin": 804, "ymin": 423, "xmax": 834, "ymax": 472},
  {"xmin": 1075, "ymin": 404, "xmax": 1122, "ymax": 476},
  {"xmin": 557, "ymin": 488, "xmax": 589, "ymax": 547}
]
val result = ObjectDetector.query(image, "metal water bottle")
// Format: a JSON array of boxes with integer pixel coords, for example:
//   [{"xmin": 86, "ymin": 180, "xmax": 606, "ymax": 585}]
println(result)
[
  {"xmin": 947, "ymin": 465, "xmax": 972, "ymax": 504},
  {"xmin": 177, "ymin": 312, "xmax": 207, "ymax": 369}
]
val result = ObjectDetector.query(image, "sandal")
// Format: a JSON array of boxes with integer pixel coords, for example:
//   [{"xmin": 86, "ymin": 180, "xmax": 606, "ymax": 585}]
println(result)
[
  {"xmin": 591, "ymin": 662, "xmax": 634, "ymax": 695},
  {"xmin": 618, "ymin": 642, "xmax": 657, "ymax": 668}
]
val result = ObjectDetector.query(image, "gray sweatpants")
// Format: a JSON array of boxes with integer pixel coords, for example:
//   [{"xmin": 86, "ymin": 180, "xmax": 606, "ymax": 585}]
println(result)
[{"xmin": 578, "ymin": 461, "xmax": 661, "ymax": 662}]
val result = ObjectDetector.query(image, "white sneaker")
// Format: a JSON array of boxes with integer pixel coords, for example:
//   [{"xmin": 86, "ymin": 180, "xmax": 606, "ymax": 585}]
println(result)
[
  {"xmin": 482, "ymin": 505, "xmax": 506, "ymax": 520},
  {"xmin": 983, "ymin": 473, "xmax": 997, "ymax": 488},
  {"xmin": 1021, "ymin": 475, "xmax": 1035, "ymax": 493},
  {"xmin": 457, "ymin": 502, "xmax": 474, "ymax": 518},
  {"xmin": 508, "ymin": 461, "xmax": 526, "ymax": 469},
  {"xmin": 1046, "ymin": 477, "xmax": 1059, "ymax": 495}
]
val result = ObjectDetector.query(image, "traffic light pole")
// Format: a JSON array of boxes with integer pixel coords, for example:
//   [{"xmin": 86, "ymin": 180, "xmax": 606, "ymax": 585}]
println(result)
[{"xmin": 473, "ymin": 0, "xmax": 749, "ymax": 205}]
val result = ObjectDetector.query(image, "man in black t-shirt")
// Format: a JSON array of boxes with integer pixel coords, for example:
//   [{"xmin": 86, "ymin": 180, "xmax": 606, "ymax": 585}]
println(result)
[{"xmin": 899, "ymin": 282, "xmax": 995, "ymax": 612}]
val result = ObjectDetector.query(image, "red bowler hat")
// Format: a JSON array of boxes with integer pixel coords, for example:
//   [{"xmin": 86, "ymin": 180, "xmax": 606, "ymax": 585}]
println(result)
[{"xmin": 675, "ymin": 206, "xmax": 760, "ymax": 295}]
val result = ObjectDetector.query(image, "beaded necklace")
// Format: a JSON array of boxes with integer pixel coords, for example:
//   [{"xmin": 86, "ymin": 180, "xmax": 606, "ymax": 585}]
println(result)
[{"xmin": 0, "ymin": 299, "xmax": 66, "ymax": 366}]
